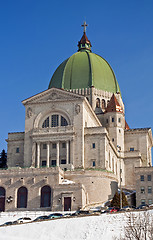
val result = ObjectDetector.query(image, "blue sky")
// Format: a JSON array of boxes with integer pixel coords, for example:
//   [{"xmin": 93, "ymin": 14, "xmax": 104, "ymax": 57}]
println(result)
[{"xmin": 0, "ymin": 0, "xmax": 153, "ymax": 152}]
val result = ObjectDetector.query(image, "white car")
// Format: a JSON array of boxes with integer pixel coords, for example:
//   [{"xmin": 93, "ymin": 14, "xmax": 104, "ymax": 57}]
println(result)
[{"xmin": 14, "ymin": 217, "xmax": 32, "ymax": 224}]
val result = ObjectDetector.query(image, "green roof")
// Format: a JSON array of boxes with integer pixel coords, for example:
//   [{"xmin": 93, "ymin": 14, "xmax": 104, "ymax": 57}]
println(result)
[{"xmin": 48, "ymin": 50, "xmax": 120, "ymax": 94}]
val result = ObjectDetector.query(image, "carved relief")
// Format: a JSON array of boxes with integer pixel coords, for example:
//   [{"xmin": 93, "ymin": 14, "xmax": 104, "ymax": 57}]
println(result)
[
  {"xmin": 27, "ymin": 107, "xmax": 33, "ymax": 118},
  {"xmin": 75, "ymin": 104, "xmax": 80, "ymax": 114}
]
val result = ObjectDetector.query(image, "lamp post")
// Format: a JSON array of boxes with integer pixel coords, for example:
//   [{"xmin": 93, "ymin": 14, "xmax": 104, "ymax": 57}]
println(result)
[
  {"xmin": 117, "ymin": 145, "xmax": 122, "ymax": 209},
  {"xmin": 120, "ymin": 159, "xmax": 122, "ymax": 209}
]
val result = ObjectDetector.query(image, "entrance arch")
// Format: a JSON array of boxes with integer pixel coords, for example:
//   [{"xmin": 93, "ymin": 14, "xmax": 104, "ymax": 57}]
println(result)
[
  {"xmin": 0, "ymin": 187, "xmax": 5, "ymax": 211},
  {"xmin": 17, "ymin": 187, "xmax": 28, "ymax": 208},
  {"xmin": 41, "ymin": 185, "xmax": 51, "ymax": 208}
]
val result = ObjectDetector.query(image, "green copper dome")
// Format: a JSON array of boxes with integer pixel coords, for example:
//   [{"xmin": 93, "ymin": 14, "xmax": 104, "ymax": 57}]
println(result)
[{"xmin": 48, "ymin": 32, "xmax": 121, "ymax": 94}]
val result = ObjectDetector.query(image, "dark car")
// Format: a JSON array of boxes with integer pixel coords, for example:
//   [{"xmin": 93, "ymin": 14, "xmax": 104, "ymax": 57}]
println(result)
[
  {"xmin": 136, "ymin": 204, "xmax": 149, "ymax": 209},
  {"xmin": 103, "ymin": 207, "xmax": 114, "ymax": 213},
  {"xmin": 1, "ymin": 221, "xmax": 13, "ymax": 226},
  {"xmin": 71, "ymin": 210, "xmax": 90, "ymax": 216},
  {"xmin": 33, "ymin": 215, "xmax": 49, "ymax": 222},
  {"xmin": 122, "ymin": 206, "xmax": 136, "ymax": 211},
  {"xmin": 47, "ymin": 213, "xmax": 63, "ymax": 219}
]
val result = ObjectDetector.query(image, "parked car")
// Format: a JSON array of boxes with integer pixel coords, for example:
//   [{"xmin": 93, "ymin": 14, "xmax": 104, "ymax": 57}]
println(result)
[
  {"xmin": 63, "ymin": 213, "xmax": 72, "ymax": 217},
  {"xmin": 103, "ymin": 207, "xmax": 114, "ymax": 213},
  {"xmin": 71, "ymin": 210, "xmax": 91, "ymax": 216},
  {"xmin": 1, "ymin": 221, "xmax": 13, "ymax": 226},
  {"xmin": 136, "ymin": 204, "xmax": 149, "ymax": 210},
  {"xmin": 122, "ymin": 206, "xmax": 136, "ymax": 211},
  {"xmin": 13, "ymin": 217, "xmax": 32, "ymax": 224},
  {"xmin": 110, "ymin": 207, "xmax": 120, "ymax": 213},
  {"xmin": 33, "ymin": 215, "xmax": 49, "ymax": 222},
  {"xmin": 47, "ymin": 213, "xmax": 63, "ymax": 219}
]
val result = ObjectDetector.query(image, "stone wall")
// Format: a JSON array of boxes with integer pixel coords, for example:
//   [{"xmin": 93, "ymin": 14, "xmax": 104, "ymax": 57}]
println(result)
[{"xmin": 135, "ymin": 167, "xmax": 153, "ymax": 207}]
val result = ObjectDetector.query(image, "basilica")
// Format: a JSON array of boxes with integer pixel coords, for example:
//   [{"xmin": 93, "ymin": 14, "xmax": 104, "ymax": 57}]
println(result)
[{"xmin": 0, "ymin": 24, "xmax": 152, "ymax": 212}]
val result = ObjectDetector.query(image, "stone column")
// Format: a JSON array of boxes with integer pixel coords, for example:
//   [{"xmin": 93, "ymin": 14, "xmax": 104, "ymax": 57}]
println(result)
[
  {"xmin": 32, "ymin": 142, "xmax": 36, "ymax": 167},
  {"xmin": 37, "ymin": 142, "xmax": 40, "ymax": 168},
  {"xmin": 47, "ymin": 142, "xmax": 50, "ymax": 167},
  {"xmin": 66, "ymin": 141, "xmax": 69, "ymax": 164},
  {"xmin": 70, "ymin": 139, "xmax": 74, "ymax": 167},
  {"xmin": 56, "ymin": 142, "xmax": 59, "ymax": 166}
]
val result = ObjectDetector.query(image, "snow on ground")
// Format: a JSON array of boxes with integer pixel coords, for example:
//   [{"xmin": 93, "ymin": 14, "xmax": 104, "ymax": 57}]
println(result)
[{"xmin": 0, "ymin": 210, "xmax": 151, "ymax": 240}]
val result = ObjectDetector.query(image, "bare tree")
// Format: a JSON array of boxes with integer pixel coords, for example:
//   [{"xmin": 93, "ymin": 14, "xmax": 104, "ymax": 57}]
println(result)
[{"xmin": 120, "ymin": 211, "xmax": 153, "ymax": 240}]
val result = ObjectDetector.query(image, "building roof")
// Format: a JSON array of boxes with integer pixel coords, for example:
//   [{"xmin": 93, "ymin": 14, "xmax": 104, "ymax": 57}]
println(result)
[
  {"xmin": 48, "ymin": 33, "xmax": 121, "ymax": 94},
  {"xmin": 125, "ymin": 120, "xmax": 130, "ymax": 130},
  {"xmin": 105, "ymin": 94, "xmax": 123, "ymax": 113}
]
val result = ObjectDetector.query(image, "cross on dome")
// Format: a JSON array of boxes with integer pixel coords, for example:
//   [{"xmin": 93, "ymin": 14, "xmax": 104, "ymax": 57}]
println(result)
[{"xmin": 81, "ymin": 21, "xmax": 88, "ymax": 33}]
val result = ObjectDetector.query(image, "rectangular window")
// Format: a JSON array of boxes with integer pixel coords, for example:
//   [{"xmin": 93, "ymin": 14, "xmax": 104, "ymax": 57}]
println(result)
[
  {"xmin": 51, "ymin": 160, "xmax": 56, "ymax": 166},
  {"xmin": 92, "ymin": 143, "xmax": 95, "ymax": 149},
  {"xmin": 148, "ymin": 186, "xmax": 152, "ymax": 194},
  {"xmin": 93, "ymin": 161, "xmax": 95, "ymax": 167},
  {"xmin": 52, "ymin": 143, "xmax": 56, "ymax": 149},
  {"xmin": 130, "ymin": 148, "xmax": 134, "ymax": 151},
  {"xmin": 140, "ymin": 175, "xmax": 144, "ymax": 181},
  {"xmin": 148, "ymin": 175, "xmax": 151, "ymax": 181},
  {"xmin": 118, "ymin": 118, "xmax": 121, "ymax": 123},
  {"xmin": 141, "ymin": 199, "xmax": 145, "ymax": 205},
  {"xmin": 112, "ymin": 118, "xmax": 114, "ymax": 122},
  {"xmin": 106, "ymin": 119, "xmax": 108, "ymax": 124},
  {"xmin": 141, "ymin": 187, "xmax": 145, "ymax": 194},
  {"xmin": 42, "ymin": 160, "xmax": 46, "ymax": 167},
  {"xmin": 43, "ymin": 144, "xmax": 47, "ymax": 149},
  {"xmin": 61, "ymin": 159, "xmax": 66, "ymax": 164},
  {"xmin": 51, "ymin": 115, "xmax": 59, "ymax": 127},
  {"xmin": 16, "ymin": 147, "xmax": 19, "ymax": 153},
  {"xmin": 62, "ymin": 142, "xmax": 66, "ymax": 148},
  {"xmin": 148, "ymin": 199, "xmax": 152, "ymax": 205}
]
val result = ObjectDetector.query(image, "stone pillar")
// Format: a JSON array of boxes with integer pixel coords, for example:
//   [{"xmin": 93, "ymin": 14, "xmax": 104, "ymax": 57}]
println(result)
[
  {"xmin": 32, "ymin": 142, "xmax": 36, "ymax": 167},
  {"xmin": 70, "ymin": 139, "xmax": 74, "ymax": 166},
  {"xmin": 66, "ymin": 141, "xmax": 69, "ymax": 164},
  {"xmin": 37, "ymin": 142, "xmax": 40, "ymax": 168},
  {"xmin": 56, "ymin": 142, "xmax": 59, "ymax": 166},
  {"xmin": 47, "ymin": 142, "xmax": 50, "ymax": 167}
]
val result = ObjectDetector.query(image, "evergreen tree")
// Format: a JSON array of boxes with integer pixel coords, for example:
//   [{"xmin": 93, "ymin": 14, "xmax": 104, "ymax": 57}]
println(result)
[
  {"xmin": 122, "ymin": 191, "xmax": 129, "ymax": 206},
  {"xmin": 111, "ymin": 191, "xmax": 128, "ymax": 208},
  {"xmin": 111, "ymin": 192, "xmax": 120, "ymax": 207},
  {"xmin": 0, "ymin": 149, "xmax": 7, "ymax": 168}
]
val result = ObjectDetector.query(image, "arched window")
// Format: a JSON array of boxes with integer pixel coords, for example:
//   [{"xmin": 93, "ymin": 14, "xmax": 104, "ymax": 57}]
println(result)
[
  {"xmin": 41, "ymin": 185, "xmax": 51, "ymax": 208},
  {"xmin": 107, "ymin": 100, "xmax": 110, "ymax": 106},
  {"xmin": 0, "ymin": 187, "xmax": 5, "ymax": 212},
  {"xmin": 17, "ymin": 187, "xmax": 28, "ymax": 208},
  {"xmin": 102, "ymin": 99, "xmax": 106, "ymax": 109},
  {"xmin": 42, "ymin": 115, "xmax": 68, "ymax": 128},
  {"xmin": 42, "ymin": 117, "xmax": 49, "ymax": 128},
  {"xmin": 96, "ymin": 98, "xmax": 100, "ymax": 108}
]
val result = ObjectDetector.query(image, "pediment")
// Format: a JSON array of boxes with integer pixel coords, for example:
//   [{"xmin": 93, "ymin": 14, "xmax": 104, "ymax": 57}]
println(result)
[{"xmin": 22, "ymin": 88, "xmax": 84, "ymax": 105}]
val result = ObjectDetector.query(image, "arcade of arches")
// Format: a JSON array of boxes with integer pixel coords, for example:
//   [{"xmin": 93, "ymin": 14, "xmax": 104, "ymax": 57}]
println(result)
[{"xmin": 0, "ymin": 185, "xmax": 52, "ymax": 211}]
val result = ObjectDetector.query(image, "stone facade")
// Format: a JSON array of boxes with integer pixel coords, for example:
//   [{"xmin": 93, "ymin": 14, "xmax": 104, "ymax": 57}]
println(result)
[
  {"xmin": 135, "ymin": 167, "xmax": 153, "ymax": 206},
  {"xmin": 0, "ymin": 86, "xmax": 151, "ymax": 212}
]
